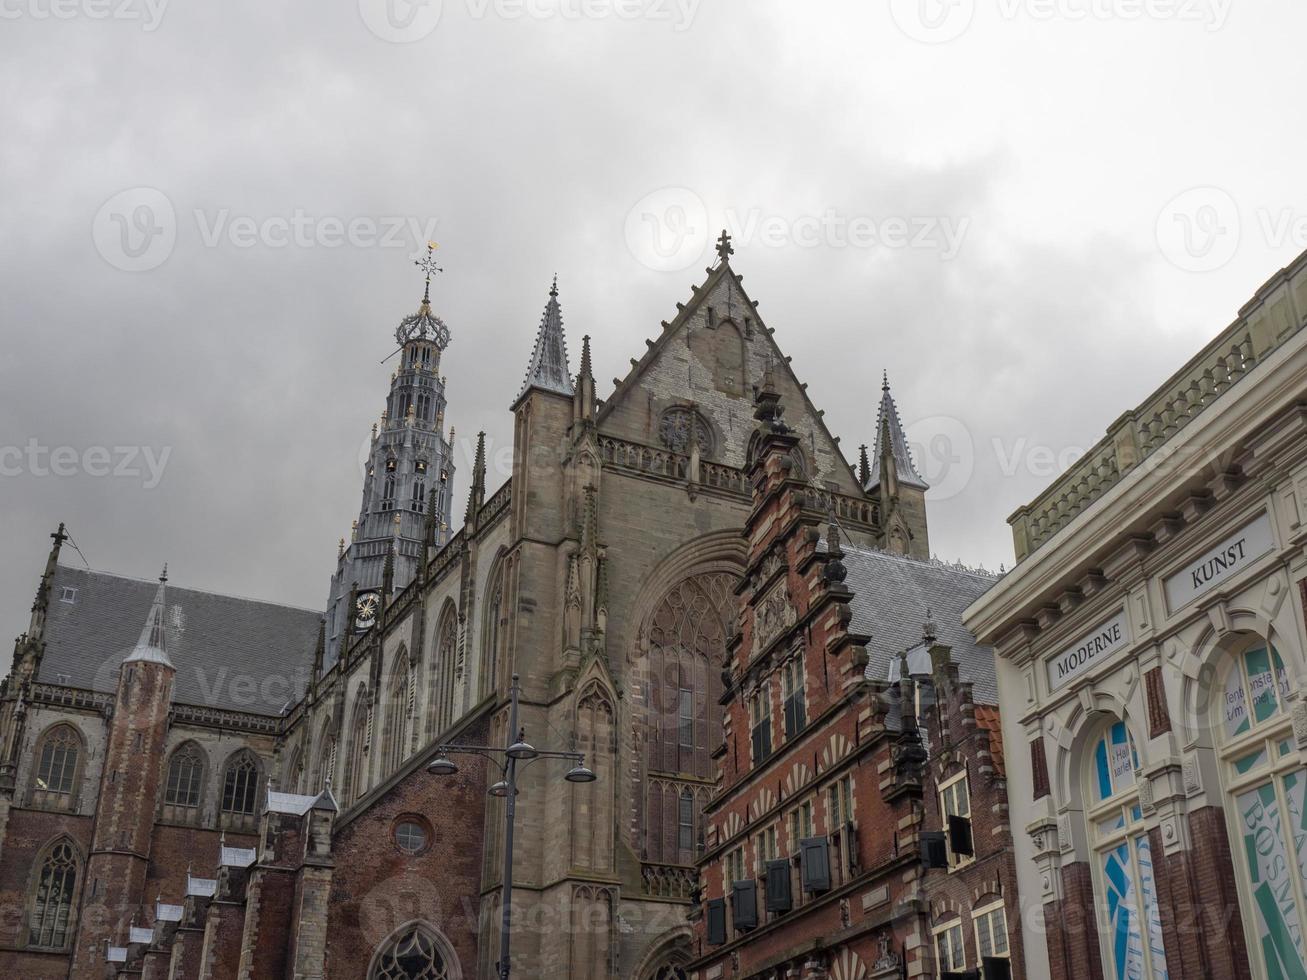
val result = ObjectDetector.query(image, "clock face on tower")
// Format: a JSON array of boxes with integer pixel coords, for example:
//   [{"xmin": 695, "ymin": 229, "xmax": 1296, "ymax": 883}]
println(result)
[{"xmin": 354, "ymin": 590, "xmax": 380, "ymax": 631}]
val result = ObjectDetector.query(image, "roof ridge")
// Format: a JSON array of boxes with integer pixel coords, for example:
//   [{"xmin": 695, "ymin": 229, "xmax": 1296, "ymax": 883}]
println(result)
[
  {"xmin": 55, "ymin": 563, "xmax": 325, "ymax": 615},
  {"xmin": 840, "ymin": 543, "xmax": 1000, "ymax": 580}
]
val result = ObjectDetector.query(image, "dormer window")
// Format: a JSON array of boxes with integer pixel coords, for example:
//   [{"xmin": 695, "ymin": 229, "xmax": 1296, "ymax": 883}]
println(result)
[{"xmin": 59, "ymin": 587, "xmax": 77, "ymax": 604}]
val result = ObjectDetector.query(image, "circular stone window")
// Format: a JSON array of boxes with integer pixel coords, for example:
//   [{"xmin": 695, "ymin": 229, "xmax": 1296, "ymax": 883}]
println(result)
[{"xmin": 393, "ymin": 817, "xmax": 430, "ymax": 855}]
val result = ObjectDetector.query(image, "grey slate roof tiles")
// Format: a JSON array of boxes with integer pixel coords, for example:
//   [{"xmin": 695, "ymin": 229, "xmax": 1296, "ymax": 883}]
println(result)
[
  {"xmin": 842, "ymin": 544, "xmax": 1000, "ymax": 705},
  {"xmin": 39, "ymin": 564, "xmax": 322, "ymax": 716}
]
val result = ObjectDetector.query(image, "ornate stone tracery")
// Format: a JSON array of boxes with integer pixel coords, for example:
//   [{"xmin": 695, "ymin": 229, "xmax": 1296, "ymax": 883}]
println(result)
[{"xmin": 658, "ymin": 407, "xmax": 714, "ymax": 456}]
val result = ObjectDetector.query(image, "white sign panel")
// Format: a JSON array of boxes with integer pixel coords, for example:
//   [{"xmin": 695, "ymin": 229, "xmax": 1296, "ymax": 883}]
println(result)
[
  {"xmin": 1046, "ymin": 609, "xmax": 1131, "ymax": 691},
  {"xmin": 1164, "ymin": 512, "xmax": 1274, "ymax": 612}
]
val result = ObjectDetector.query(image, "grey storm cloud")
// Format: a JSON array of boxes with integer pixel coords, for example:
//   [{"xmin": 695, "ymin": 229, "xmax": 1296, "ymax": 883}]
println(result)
[{"xmin": 2, "ymin": 0, "xmax": 1306, "ymax": 641}]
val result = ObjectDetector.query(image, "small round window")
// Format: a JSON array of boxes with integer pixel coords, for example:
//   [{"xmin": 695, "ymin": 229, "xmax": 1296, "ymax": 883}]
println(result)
[{"xmin": 393, "ymin": 819, "xmax": 429, "ymax": 855}]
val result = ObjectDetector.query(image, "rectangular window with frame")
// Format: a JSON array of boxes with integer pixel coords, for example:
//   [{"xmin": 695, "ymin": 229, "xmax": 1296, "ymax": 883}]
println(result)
[
  {"xmin": 725, "ymin": 846, "xmax": 746, "ymax": 885},
  {"xmin": 751, "ymin": 686, "xmax": 773, "ymax": 764},
  {"xmin": 755, "ymin": 824, "xmax": 778, "ymax": 873},
  {"xmin": 934, "ymin": 919, "xmax": 966, "ymax": 972},
  {"xmin": 678, "ymin": 689, "xmax": 694, "ymax": 751},
  {"xmin": 782, "ymin": 657, "xmax": 806, "ymax": 738},
  {"xmin": 827, "ymin": 774, "xmax": 854, "ymax": 829},
  {"xmin": 939, "ymin": 771, "xmax": 974, "ymax": 868},
  {"xmin": 973, "ymin": 901, "xmax": 1010, "ymax": 961},
  {"xmin": 678, "ymin": 790, "xmax": 694, "ymax": 852}
]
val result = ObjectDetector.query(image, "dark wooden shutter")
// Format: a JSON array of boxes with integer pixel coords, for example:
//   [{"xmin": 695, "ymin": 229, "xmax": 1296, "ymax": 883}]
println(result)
[
  {"xmin": 799, "ymin": 837, "xmax": 830, "ymax": 893},
  {"xmin": 948, "ymin": 813, "xmax": 974, "ymax": 857},
  {"xmin": 706, "ymin": 898, "xmax": 726, "ymax": 946},
  {"xmin": 982, "ymin": 958, "xmax": 1012, "ymax": 980},
  {"xmin": 921, "ymin": 831, "xmax": 949, "ymax": 869},
  {"xmin": 783, "ymin": 695, "xmax": 797, "ymax": 738},
  {"xmin": 765, "ymin": 859, "xmax": 792, "ymax": 912},
  {"xmin": 731, "ymin": 879, "xmax": 758, "ymax": 930}
]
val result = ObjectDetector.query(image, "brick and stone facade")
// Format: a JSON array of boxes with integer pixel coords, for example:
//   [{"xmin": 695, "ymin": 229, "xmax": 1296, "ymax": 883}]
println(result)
[
  {"xmin": 687, "ymin": 380, "xmax": 1023, "ymax": 980},
  {"xmin": 0, "ymin": 241, "xmax": 958, "ymax": 978}
]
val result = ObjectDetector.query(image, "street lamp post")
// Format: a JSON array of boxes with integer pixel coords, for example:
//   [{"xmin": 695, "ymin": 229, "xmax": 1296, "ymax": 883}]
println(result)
[{"xmin": 426, "ymin": 673, "xmax": 595, "ymax": 980}]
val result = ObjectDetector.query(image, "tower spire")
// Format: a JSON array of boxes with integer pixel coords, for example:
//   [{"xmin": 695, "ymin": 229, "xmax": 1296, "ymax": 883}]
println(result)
[
  {"xmin": 865, "ymin": 372, "xmax": 928, "ymax": 493},
  {"xmin": 464, "ymin": 431, "xmax": 487, "ymax": 526},
  {"xmin": 515, "ymin": 278, "xmax": 574, "ymax": 404},
  {"xmin": 126, "ymin": 566, "xmax": 172, "ymax": 666}
]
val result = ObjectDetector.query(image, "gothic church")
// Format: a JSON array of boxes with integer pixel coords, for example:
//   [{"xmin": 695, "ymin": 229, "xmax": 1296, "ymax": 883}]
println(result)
[{"xmin": 0, "ymin": 236, "xmax": 946, "ymax": 979}]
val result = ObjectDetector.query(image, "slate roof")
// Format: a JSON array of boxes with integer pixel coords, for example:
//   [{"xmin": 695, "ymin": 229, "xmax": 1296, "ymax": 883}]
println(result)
[
  {"xmin": 39, "ymin": 564, "xmax": 322, "ymax": 716},
  {"xmin": 840, "ymin": 544, "xmax": 1000, "ymax": 705}
]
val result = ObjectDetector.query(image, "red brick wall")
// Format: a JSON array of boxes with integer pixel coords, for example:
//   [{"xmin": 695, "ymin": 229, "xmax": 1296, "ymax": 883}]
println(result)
[{"xmin": 326, "ymin": 712, "xmax": 489, "ymax": 979}]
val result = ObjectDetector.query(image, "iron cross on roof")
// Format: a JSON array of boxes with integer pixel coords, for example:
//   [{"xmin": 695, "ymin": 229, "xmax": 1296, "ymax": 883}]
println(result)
[{"xmin": 715, "ymin": 229, "xmax": 733, "ymax": 264}]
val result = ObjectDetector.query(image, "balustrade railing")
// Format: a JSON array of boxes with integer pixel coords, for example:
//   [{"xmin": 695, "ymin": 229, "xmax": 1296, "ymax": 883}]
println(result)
[{"xmin": 1010, "ymin": 256, "xmax": 1307, "ymax": 561}]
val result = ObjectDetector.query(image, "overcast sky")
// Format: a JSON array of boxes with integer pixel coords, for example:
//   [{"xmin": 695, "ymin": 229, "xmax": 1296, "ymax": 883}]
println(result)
[{"xmin": 2, "ymin": 0, "xmax": 1305, "ymax": 644}]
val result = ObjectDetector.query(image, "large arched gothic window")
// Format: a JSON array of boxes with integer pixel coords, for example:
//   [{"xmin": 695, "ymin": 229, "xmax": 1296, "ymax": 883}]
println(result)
[
  {"xmin": 220, "ymin": 751, "xmax": 260, "ymax": 829},
  {"xmin": 344, "ymin": 693, "xmax": 371, "ymax": 804},
  {"xmin": 1085, "ymin": 717, "xmax": 1169, "ymax": 980},
  {"xmin": 368, "ymin": 922, "xmax": 457, "ymax": 979},
  {"xmin": 482, "ymin": 564, "xmax": 506, "ymax": 698},
  {"xmin": 431, "ymin": 604, "xmax": 458, "ymax": 736},
  {"xmin": 387, "ymin": 659, "xmax": 412, "ymax": 775},
  {"xmin": 640, "ymin": 572, "xmax": 734, "ymax": 864},
  {"xmin": 28, "ymin": 838, "xmax": 79, "ymax": 949},
  {"xmin": 1217, "ymin": 640, "xmax": 1307, "ymax": 978},
  {"xmin": 30, "ymin": 724, "xmax": 83, "ymax": 811},
  {"xmin": 573, "ymin": 688, "xmax": 616, "ymax": 874},
  {"xmin": 312, "ymin": 722, "xmax": 337, "ymax": 794},
  {"xmin": 163, "ymin": 742, "xmax": 206, "ymax": 821}
]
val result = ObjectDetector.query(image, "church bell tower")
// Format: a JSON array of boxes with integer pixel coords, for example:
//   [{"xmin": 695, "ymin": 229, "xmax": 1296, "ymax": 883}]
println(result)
[{"xmin": 324, "ymin": 244, "xmax": 457, "ymax": 666}]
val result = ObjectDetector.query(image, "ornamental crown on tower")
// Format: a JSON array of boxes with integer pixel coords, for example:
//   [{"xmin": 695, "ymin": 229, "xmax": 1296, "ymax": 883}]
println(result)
[{"xmin": 395, "ymin": 242, "xmax": 452, "ymax": 349}]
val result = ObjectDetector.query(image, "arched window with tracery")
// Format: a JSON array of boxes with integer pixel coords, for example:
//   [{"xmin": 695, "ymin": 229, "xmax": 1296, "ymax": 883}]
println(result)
[
  {"xmin": 284, "ymin": 744, "xmax": 304, "ymax": 795},
  {"xmin": 639, "ymin": 572, "xmax": 734, "ymax": 864},
  {"xmin": 481, "ymin": 563, "xmax": 506, "ymax": 698},
  {"xmin": 312, "ymin": 722, "xmax": 337, "ymax": 794},
  {"xmin": 30, "ymin": 724, "xmax": 83, "ymax": 811},
  {"xmin": 573, "ymin": 688, "xmax": 616, "ymax": 873},
  {"xmin": 368, "ymin": 922, "xmax": 458, "ymax": 979},
  {"xmin": 163, "ymin": 741, "xmax": 206, "ymax": 822},
  {"xmin": 344, "ymin": 691, "xmax": 371, "ymax": 804},
  {"xmin": 28, "ymin": 837, "xmax": 79, "ymax": 950},
  {"xmin": 386, "ymin": 657, "xmax": 412, "ymax": 775},
  {"xmin": 1215, "ymin": 639, "xmax": 1307, "ymax": 978},
  {"xmin": 1084, "ymin": 717, "xmax": 1169, "ymax": 980},
  {"xmin": 220, "ymin": 751, "xmax": 261, "ymax": 830},
  {"xmin": 430, "ymin": 604, "xmax": 458, "ymax": 737}
]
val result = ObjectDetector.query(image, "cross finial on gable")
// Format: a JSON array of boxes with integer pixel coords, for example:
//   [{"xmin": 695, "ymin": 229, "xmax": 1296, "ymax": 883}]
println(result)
[{"xmin": 715, "ymin": 229, "xmax": 734, "ymax": 265}]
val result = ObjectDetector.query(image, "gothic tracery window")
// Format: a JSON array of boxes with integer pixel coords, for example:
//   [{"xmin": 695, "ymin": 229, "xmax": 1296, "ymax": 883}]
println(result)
[
  {"xmin": 29, "ymin": 838, "xmax": 78, "ymax": 949},
  {"xmin": 370, "ymin": 924, "xmax": 454, "ymax": 979},
  {"xmin": 164, "ymin": 742, "xmax": 205, "ymax": 810},
  {"xmin": 431, "ymin": 605, "xmax": 458, "ymax": 736},
  {"xmin": 221, "ymin": 752, "xmax": 260, "ymax": 826},
  {"xmin": 641, "ymin": 572, "xmax": 734, "ymax": 864},
  {"xmin": 345, "ymin": 694, "xmax": 370, "ymax": 803},
  {"xmin": 387, "ymin": 662, "xmax": 412, "ymax": 775},
  {"xmin": 31, "ymin": 724, "xmax": 82, "ymax": 810},
  {"xmin": 658, "ymin": 406, "xmax": 714, "ymax": 456}
]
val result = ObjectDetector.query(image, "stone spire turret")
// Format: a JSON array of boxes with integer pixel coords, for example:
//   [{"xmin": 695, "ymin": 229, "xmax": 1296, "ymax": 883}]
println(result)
[
  {"xmin": 464, "ymin": 431, "xmax": 487, "ymax": 527},
  {"xmin": 865, "ymin": 372, "xmax": 927, "ymax": 494},
  {"xmin": 573, "ymin": 333, "xmax": 596, "ymax": 424},
  {"xmin": 515, "ymin": 277, "xmax": 573, "ymax": 404},
  {"xmin": 323, "ymin": 249, "xmax": 458, "ymax": 666},
  {"xmin": 125, "ymin": 567, "xmax": 173, "ymax": 667}
]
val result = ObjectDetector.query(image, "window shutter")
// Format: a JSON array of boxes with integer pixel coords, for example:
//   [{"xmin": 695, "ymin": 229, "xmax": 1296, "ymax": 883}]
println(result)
[
  {"xmin": 731, "ymin": 879, "xmax": 758, "ymax": 930},
  {"xmin": 799, "ymin": 837, "xmax": 831, "ymax": 893},
  {"xmin": 765, "ymin": 859, "xmax": 792, "ymax": 912},
  {"xmin": 706, "ymin": 898, "xmax": 726, "ymax": 946},
  {"xmin": 982, "ymin": 958, "xmax": 1012, "ymax": 980},
  {"xmin": 921, "ymin": 831, "xmax": 949, "ymax": 869},
  {"xmin": 783, "ymin": 696, "xmax": 796, "ymax": 738},
  {"xmin": 752, "ymin": 725, "xmax": 764, "ymax": 765},
  {"xmin": 948, "ymin": 813, "xmax": 974, "ymax": 857}
]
